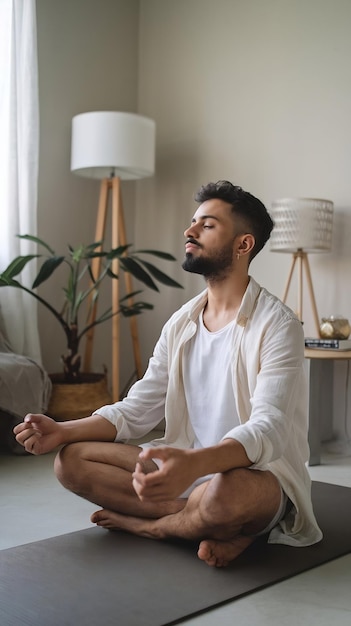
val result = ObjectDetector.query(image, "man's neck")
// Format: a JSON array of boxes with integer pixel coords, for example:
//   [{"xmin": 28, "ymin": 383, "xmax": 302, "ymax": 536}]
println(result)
[{"xmin": 203, "ymin": 272, "xmax": 250, "ymax": 332}]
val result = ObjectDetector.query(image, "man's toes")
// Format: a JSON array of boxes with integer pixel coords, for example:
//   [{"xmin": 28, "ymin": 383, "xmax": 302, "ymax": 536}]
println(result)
[
  {"xmin": 90, "ymin": 510, "xmax": 100, "ymax": 523},
  {"xmin": 197, "ymin": 540, "xmax": 216, "ymax": 565},
  {"xmin": 91, "ymin": 509, "xmax": 107, "ymax": 524}
]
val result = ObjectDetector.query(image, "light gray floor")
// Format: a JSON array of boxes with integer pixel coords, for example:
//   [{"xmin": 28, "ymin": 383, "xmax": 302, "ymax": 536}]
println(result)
[{"xmin": 1, "ymin": 445, "xmax": 351, "ymax": 625}]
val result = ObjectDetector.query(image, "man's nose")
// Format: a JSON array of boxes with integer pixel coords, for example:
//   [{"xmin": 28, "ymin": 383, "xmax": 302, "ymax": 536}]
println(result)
[{"xmin": 184, "ymin": 223, "xmax": 197, "ymax": 238}]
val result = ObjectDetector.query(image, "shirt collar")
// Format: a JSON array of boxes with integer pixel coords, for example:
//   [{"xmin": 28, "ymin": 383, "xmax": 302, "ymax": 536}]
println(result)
[{"xmin": 188, "ymin": 277, "xmax": 262, "ymax": 327}]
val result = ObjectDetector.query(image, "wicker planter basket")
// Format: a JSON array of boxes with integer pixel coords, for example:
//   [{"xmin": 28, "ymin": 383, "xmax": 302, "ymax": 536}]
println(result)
[{"xmin": 47, "ymin": 372, "xmax": 112, "ymax": 421}]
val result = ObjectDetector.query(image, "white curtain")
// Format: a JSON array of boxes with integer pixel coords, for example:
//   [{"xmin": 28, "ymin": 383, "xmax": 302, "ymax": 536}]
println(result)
[{"xmin": 0, "ymin": 0, "xmax": 41, "ymax": 363}]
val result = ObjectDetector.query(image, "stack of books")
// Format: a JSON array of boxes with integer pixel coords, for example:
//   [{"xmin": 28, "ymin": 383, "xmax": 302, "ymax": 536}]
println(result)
[{"xmin": 305, "ymin": 337, "xmax": 351, "ymax": 350}]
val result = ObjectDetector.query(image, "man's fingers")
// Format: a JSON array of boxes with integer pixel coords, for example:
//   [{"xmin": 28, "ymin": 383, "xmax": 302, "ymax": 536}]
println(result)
[
  {"xmin": 24, "ymin": 437, "xmax": 41, "ymax": 455},
  {"xmin": 132, "ymin": 479, "xmax": 169, "ymax": 502},
  {"xmin": 132, "ymin": 468, "xmax": 164, "ymax": 491},
  {"xmin": 14, "ymin": 414, "xmax": 44, "ymax": 435},
  {"xmin": 13, "ymin": 422, "xmax": 29, "ymax": 435},
  {"xmin": 24, "ymin": 413, "xmax": 45, "ymax": 426},
  {"xmin": 139, "ymin": 447, "xmax": 168, "ymax": 462},
  {"xmin": 132, "ymin": 463, "xmax": 146, "ymax": 482},
  {"xmin": 15, "ymin": 428, "xmax": 42, "ymax": 446},
  {"xmin": 133, "ymin": 465, "xmax": 159, "ymax": 485}
]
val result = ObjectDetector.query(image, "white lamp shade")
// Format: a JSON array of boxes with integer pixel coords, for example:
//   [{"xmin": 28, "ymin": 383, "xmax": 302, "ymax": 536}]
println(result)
[
  {"xmin": 71, "ymin": 111, "xmax": 156, "ymax": 180},
  {"xmin": 270, "ymin": 197, "xmax": 333, "ymax": 253}
]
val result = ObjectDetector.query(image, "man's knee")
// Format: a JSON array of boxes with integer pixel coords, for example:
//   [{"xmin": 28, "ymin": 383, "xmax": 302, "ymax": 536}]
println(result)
[
  {"xmin": 198, "ymin": 468, "xmax": 249, "ymax": 528},
  {"xmin": 54, "ymin": 442, "xmax": 86, "ymax": 491},
  {"xmin": 54, "ymin": 441, "xmax": 142, "ymax": 494},
  {"xmin": 198, "ymin": 467, "xmax": 282, "ymax": 533}
]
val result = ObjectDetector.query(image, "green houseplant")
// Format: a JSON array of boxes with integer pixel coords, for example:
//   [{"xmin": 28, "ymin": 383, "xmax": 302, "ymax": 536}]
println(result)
[{"xmin": 0, "ymin": 234, "xmax": 183, "ymax": 388}]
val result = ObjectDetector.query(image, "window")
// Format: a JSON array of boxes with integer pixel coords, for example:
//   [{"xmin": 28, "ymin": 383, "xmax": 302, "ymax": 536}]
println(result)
[{"xmin": 0, "ymin": 0, "xmax": 41, "ymax": 362}]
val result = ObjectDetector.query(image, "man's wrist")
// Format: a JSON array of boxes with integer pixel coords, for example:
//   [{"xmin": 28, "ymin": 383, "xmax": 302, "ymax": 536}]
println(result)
[{"xmin": 188, "ymin": 438, "xmax": 251, "ymax": 476}]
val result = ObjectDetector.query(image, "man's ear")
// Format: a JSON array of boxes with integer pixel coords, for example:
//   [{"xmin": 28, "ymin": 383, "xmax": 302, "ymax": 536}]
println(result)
[{"xmin": 236, "ymin": 233, "xmax": 255, "ymax": 258}]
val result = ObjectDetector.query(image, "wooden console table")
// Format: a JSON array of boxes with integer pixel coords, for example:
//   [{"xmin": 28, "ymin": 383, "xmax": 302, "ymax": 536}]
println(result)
[{"xmin": 305, "ymin": 348, "xmax": 351, "ymax": 465}]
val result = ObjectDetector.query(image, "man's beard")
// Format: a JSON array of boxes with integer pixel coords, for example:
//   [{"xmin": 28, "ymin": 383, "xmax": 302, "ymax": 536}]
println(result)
[{"xmin": 182, "ymin": 242, "xmax": 234, "ymax": 281}]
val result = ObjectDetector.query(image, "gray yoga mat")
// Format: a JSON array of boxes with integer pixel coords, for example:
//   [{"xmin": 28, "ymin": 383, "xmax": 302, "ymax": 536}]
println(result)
[{"xmin": 0, "ymin": 481, "xmax": 350, "ymax": 626}]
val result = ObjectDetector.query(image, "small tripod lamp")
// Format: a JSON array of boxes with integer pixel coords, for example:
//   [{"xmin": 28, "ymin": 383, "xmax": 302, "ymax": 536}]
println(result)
[
  {"xmin": 71, "ymin": 111, "xmax": 156, "ymax": 401},
  {"xmin": 270, "ymin": 197, "xmax": 333, "ymax": 336}
]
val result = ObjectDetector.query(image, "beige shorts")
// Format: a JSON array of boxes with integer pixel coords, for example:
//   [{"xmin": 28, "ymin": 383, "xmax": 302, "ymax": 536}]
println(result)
[{"xmin": 179, "ymin": 474, "xmax": 289, "ymax": 535}]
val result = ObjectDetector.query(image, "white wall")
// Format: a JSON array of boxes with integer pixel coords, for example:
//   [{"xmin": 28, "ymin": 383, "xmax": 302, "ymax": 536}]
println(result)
[{"xmin": 136, "ymin": 0, "xmax": 351, "ymax": 441}]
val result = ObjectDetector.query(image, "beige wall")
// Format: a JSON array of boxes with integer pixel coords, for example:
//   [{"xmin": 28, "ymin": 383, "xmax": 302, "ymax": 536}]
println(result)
[
  {"xmin": 36, "ymin": 0, "xmax": 140, "ymax": 390},
  {"xmin": 36, "ymin": 0, "xmax": 351, "ymax": 438},
  {"xmin": 136, "ymin": 0, "xmax": 351, "ymax": 440},
  {"xmin": 137, "ymin": 0, "xmax": 351, "ymax": 344}
]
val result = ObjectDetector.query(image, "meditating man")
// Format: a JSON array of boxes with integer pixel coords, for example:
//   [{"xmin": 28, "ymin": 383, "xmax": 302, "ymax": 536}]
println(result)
[{"xmin": 14, "ymin": 180, "xmax": 322, "ymax": 567}]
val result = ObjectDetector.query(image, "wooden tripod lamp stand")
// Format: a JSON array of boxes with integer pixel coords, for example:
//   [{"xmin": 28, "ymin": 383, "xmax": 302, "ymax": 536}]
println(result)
[
  {"xmin": 270, "ymin": 197, "xmax": 334, "ymax": 337},
  {"xmin": 71, "ymin": 111, "xmax": 156, "ymax": 401}
]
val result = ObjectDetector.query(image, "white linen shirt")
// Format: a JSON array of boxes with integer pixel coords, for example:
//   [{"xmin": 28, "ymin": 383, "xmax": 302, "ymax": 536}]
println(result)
[{"xmin": 95, "ymin": 277, "xmax": 322, "ymax": 548}]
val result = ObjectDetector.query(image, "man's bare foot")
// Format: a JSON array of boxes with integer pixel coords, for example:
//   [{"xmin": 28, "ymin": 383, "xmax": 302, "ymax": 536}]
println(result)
[
  {"xmin": 91, "ymin": 509, "xmax": 122, "ymax": 530},
  {"xmin": 91, "ymin": 508, "xmax": 164, "ymax": 539},
  {"xmin": 197, "ymin": 535, "xmax": 255, "ymax": 567}
]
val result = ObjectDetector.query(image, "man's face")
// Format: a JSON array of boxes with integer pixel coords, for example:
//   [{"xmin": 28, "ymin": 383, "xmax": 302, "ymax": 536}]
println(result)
[{"xmin": 182, "ymin": 198, "xmax": 241, "ymax": 279}]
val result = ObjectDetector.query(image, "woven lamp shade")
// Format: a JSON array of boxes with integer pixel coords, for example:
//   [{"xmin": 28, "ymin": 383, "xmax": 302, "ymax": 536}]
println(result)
[{"xmin": 270, "ymin": 198, "xmax": 334, "ymax": 253}]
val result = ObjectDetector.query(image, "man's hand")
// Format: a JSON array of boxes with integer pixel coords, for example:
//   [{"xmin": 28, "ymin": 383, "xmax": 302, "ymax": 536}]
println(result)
[
  {"xmin": 13, "ymin": 414, "xmax": 64, "ymax": 455},
  {"xmin": 132, "ymin": 447, "xmax": 200, "ymax": 502},
  {"xmin": 132, "ymin": 439, "xmax": 253, "ymax": 503},
  {"xmin": 14, "ymin": 412, "xmax": 117, "ymax": 455}
]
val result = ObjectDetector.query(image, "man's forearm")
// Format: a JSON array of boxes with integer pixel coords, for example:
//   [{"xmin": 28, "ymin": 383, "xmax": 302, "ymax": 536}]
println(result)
[
  {"xmin": 59, "ymin": 413, "xmax": 117, "ymax": 444},
  {"xmin": 190, "ymin": 438, "xmax": 252, "ymax": 478}
]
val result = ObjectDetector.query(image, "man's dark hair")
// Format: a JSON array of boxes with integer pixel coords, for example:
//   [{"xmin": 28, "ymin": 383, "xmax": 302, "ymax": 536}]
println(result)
[{"xmin": 194, "ymin": 180, "xmax": 274, "ymax": 261}]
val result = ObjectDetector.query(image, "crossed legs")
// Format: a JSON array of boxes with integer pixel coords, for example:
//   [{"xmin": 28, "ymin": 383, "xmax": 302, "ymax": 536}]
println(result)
[{"xmin": 55, "ymin": 441, "xmax": 282, "ymax": 567}]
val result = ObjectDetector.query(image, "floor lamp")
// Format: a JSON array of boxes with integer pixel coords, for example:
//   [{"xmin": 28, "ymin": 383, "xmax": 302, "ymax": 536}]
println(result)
[
  {"xmin": 71, "ymin": 111, "xmax": 156, "ymax": 401},
  {"xmin": 270, "ymin": 197, "xmax": 334, "ymax": 337}
]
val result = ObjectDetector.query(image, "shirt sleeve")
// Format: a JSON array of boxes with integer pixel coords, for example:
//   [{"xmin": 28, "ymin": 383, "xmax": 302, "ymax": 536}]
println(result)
[
  {"xmin": 93, "ymin": 323, "xmax": 169, "ymax": 441},
  {"xmin": 222, "ymin": 315, "xmax": 307, "ymax": 466}
]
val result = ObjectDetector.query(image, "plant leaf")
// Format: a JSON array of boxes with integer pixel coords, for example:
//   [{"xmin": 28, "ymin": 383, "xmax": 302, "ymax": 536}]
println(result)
[
  {"xmin": 1, "ymin": 255, "xmax": 39, "ymax": 279},
  {"xmin": 0, "ymin": 276, "xmax": 19, "ymax": 287},
  {"xmin": 119, "ymin": 290, "xmax": 143, "ymax": 303},
  {"xmin": 87, "ymin": 265, "xmax": 94, "ymax": 284},
  {"xmin": 71, "ymin": 245, "xmax": 85, "ymax": 263},
  {"xmin": 17, "ymin": 234, "xmax": 55, "ymax": 255},
  {"xmin": 135, "ymin": 259, "xmax": 183, "ymax": 288},
  {"xmin": 119, "ymin": 257, "xmax": 159, "ymax": 291},
  {"xmin": 107, "ymin": 245, "xmax": 131, "ymax": 259},
  {"xmin": 85, "ymin": 251, "xmax": 108, "ymax": 259},
  {"xmin": 85, "ymin": 241, "xmax": 104, "ymax": 251},
  {"xmin": 120, "ymin": 301, "xmax": 154, "ymax": 316},
  {"xmin": 106, "ymin": 267, "xmax": 119, "ymax": 280},
  {"xmin": 135, "ymin": 249, "xmax": 177, "ymax": 261},
  {"xmin": 32, "ymin": 256, "xmax": 65, "ymax": 289}
]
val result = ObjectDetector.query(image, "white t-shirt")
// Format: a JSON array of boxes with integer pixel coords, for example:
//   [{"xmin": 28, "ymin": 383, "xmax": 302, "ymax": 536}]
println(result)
[{"xmin": 183, "ymin": 310, "xmax": 240, "ymax": 448}]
